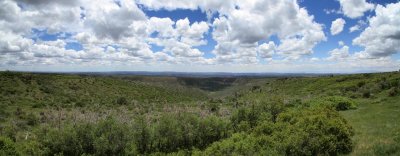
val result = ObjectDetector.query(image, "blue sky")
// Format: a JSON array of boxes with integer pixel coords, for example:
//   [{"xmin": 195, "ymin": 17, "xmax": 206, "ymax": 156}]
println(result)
[{"xmin": 0, "ymin": 0, "xmax": 399, "ymax": 73}]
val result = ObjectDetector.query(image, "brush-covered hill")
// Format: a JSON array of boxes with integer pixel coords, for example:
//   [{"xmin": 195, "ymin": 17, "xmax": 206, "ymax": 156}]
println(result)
[
  {"xmin": 0, "ymin": 72, "xmax": 208, "ymax": 108},
  {"xmin": 0, "ymin": 71, "xmax": 399, "ymax": 155}
]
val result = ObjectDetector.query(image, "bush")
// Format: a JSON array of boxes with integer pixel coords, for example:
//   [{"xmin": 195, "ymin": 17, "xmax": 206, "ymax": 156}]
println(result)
[
  {"xmin": 202, "ymin": 107, "xmax": 354, "ymax": 156},
  {"xmin": 16, "ymin": 140, "xmax": 44, "ymax": 156},
  {"xmin": 357, "ymin": 81, "xmax": 366, "ymax": 87},
  {"xmin": 275, "ymin": 107, "xmax": 354, "ymax": 155},
  {"xmin": 38, "ymin": 117, "xmax": 132, "ymax": 156},
  {"xmin": 205, "ymin": 102, "xmax": 220, "ymax": 113},
  {"xmin": 116, "ymin": 97, "xmax": 128, "ymax": 105},
  {"xmin": 40, "ymin": 126, "xmax": 83, "ymax": 155},
  {"xmin": 310, "ymin": 96, "xmax": 357, "ymax": 111},
  {"xmin": 388, "ymin": 87, "xmax": 399, "ymax": 97},
  {"xmin": 25, "ymin": 113, "xmax": 39, "ymax": 126},
  {"xmin": 0, "ymin": 136, "xmax": 18, "ymax": 156},
  {"xmin": 362, "ymin": 90, "xmax": 371, "ymax": 98},
  {"xmin": 93, "ymin": 118, "xmax": 131, "ymax": 155},
  {"xmin": 200, "ymin": 133, "xmax": 279, "ymax": 156}
]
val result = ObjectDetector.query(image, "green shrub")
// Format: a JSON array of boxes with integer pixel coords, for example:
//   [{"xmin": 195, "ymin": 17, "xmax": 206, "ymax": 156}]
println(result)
[
  {"xmin": 357, "ymin": 81, "xmax": 366, "ymax": 87},
  {"xmin": 200, "ymin": 133, "xmax": 279, "ymax": 156},
  {"xmin": 40, "ymin": 126, "xmax": 83, "ymax": 155},
  {"xmin": 205, "ymin": 102, "xmax": 220, "ymax": 113},
  {"xmin": 310, "ymin": 96, "xmax": 357, "ymax": 111},
  {"xmin": 0, "ymin": 136, "xmax": 19, "ymax": 156},
  {"xmin": 25, "ymin": 113, "xmax": 39, "ymax": 126},
  {"xmin": 203, "ymin": 107, "xmax": 354, "ymax": 156},
  {"xmin": 275, "ymin": 107, "xmax": 354, "ymax": 155},
  {"xmin": 116, "ymin": 97, "xmax": 128, "ymax": 105},
  {"xmin": 16, "ymin": 140, "xmax": 44, "ymax": 156},
  {"xmin": 93, "ymin": 118, "xmax": 130, "ymax": 155},
  {"xmin": 362, "ymin": 90, "xmax": 371, "ymax": 98},
  {"xmin": 388, "ymin": 87, "xmax": 399, "ymax": 97}
]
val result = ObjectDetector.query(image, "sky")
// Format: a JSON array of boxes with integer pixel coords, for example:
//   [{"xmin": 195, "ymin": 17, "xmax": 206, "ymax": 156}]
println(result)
[{"xmin": 0, "ymin": 0, "xmax": 399, "ymax": 73}]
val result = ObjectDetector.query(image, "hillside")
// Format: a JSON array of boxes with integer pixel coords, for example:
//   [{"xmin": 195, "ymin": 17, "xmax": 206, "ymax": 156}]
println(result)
[{"xmin": 0, "ymin": 71, "xmax": 399, "ymax": 155}]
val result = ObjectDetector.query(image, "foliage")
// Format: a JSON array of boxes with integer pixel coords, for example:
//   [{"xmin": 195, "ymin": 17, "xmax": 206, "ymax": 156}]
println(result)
[
  {"xmin": 0, "ymin": 136, "xmax": 18, "ymax": 156},
  {"xmin": 1, "ymin": 71, "xmax": 400, "ymax": 155},
  {"xmin": 310, "ymin": 96, "xmax": 357, "ymax": 111}
]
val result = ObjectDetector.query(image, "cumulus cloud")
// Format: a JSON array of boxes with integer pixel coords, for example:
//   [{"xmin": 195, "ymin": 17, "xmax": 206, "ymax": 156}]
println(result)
[
  {"xmin": 331, "ymin": 18, "xmax": 346, "ymax": 35},
  {"xmin": 349, "ymin": 20, "xmax": 366, "ymax": 33},
  {"xmin": 339, "ymin": 0, "xmax": 374, "ymax": 18},
  {"xmin": 338, "ymin": 41, "xmax": 345, "ymax": 46},
  {"xmin": 328, "ymin": 45, "xmax": 350, "ymax": 61},
  {"xmin": 147, "ymin": 17, "xmax": 209, "ymax": 58},
  {"xmin": 212, "ymin": 0, "xmax": 325, "ymax": 61},
  {"xmin": 353, "ymin": 2, "xmax": 400, "ymax": 58},
  {"xmin": 349, "ymin": 25, "xmax": 360, "ymax": 33},
  {"xmin": 0, "ymin": 31, "xmax": 33, "ymax": 54},
  {"xmin": 83, "ymin": 0, "xmax": 147, "ymax": 41},
  {"xmin": 258, "ymin": 42, "xmax": 276, "ymax": 58},
  {"xmin": 0, "ymin": 0, "xmax": 398, "ymax": 72}
]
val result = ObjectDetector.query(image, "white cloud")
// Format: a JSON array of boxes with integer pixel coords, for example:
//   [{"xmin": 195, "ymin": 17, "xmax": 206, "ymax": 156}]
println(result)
[
  {"xmin": 353, "ymin": 2, "xmax": 400, "ymax": 58},
  {"xmin": 0, "ymin": 31, "xmax": 33, "ymax": 53},
  {"xmin": 212, "ymin": 0, "xmax": 326, "ymax": 61},
  {"xmin": 331, "ymin": 18, "xmax": 346, "ymax": 35},
  {"xmin": 147, "ymin": 17, "xmax": 209, "ymax": 58},
  {"xmin": 258, "ymin": 42, "xmax": 276, "ymax": 58},
  {"xmin": 175, "ymin": 18, "xmax": 209, "ymax": 46},
  {"xmin": 1, "ymin": 0, "xmax": 398, "ymax": 72},
  {"xmin": 349, "ymin": 20, "xmax": 366, "ymax": 33},
  {"xmin": 324, "ymin": 9, "xmax": 341, "ymax": 15},
  {"xmin": 349, "ymin": 25, "xmax": 360, "ymax": 32},
  {"xmin": 83, "ymin": 0, "xmax": 147, "ymax": 41},
  {"xmin": 327, "ymin": 45, "xmax": 350, "ymax": 61},
  {"xmin": 339, "ymin": 0, "xmax": 374, "ymax": 18},
  {"xmin": 148, "ymin": 17, "xmax": 175, "ymax": 38},
  {"xmin": 338, "ymin": 41, "xmax": 345, "ymax": 46},
  {"xmin": 0, "ymin": 0, "xmax": 326, "ymax": 67}
]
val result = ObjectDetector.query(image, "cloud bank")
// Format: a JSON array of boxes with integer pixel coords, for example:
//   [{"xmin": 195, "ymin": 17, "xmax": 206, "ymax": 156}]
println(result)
[{"xmin": 0, "ymin": 0, "xmax": 399, "ymax": 72}]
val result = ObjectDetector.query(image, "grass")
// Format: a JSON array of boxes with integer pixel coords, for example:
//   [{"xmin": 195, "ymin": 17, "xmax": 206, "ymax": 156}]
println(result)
[{"xmin": 341, "ymin": 96, "xmax": 400, "ymax": 155}]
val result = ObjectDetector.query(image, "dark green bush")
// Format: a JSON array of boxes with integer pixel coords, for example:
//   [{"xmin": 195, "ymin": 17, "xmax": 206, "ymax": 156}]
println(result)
[
  {"xmin": 25, "ymin": 113, "xmax": 39, "ymax": 126},
  {"xmin": 275, "ymin": 107, "xmax": 354, "ymax": 155},
  {"xmin": 116, "ymin": 97, "xmax": 128, "ymax": 105},
  {"xmin": 0, "ymin": 136, "xmax": 19, "ymax": 156},
  {"xmin": 362, "ymin": 90, "xmax": 371, "ymax": 98},
  {"xmin": 357, "ymin": 81, "xmax": 366, "ymax": 87},
  {"xmin": 202, "ymin": 107, "xmax": 354, "ymax": 156},
  {"xmin": 310, "ymin": 96, "xmax": 357, "ymax": 111},
  {"xmin": 388, "ymin": 87, "xmax": 399, "ymax": 97}
]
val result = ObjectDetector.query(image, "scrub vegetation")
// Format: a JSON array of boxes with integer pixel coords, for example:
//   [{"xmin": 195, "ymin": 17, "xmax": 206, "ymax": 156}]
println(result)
[{"xmin": 0, "ymin": 71, "xmax": 399, "ymax": 155}]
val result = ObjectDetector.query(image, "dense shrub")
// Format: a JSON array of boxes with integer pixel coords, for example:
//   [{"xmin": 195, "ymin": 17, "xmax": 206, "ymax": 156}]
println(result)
[
  {"xmin": 276, "ymin": 107, "xmax": 354, "ymax": 155},
  {"xmin": 388, "ymin": 87, "xmax": 399, "ymax": 97},
  {"xmin": 362, "ymin": 90, "xmax": 371, "ymax": 98},
  {"xmin": 116, "ymin": 97, "xmax": 128, "ymax": 105},
  {"xmin": 0, "ymin": 136, "xmax": 18, "ymax": 156},
  {"xmin": 310, "ymin": 96, "xmax": 357, "ymax": 111},
  {"xmin": 357, "ymin": 81, "xmax": 366, "ymax": 87},
  {"xmin": 201, "ymin": 107, "xmax": 354, "ymax": 156},
  {"xmin": 198, "ymin": 133, "xmax": 279, "ymax": 156},
  {"xmin": 38, "ymin": 117, "xmax": 133, "ymax": 156},
  {"xmin": 25, "ymin": 113, "xmax": 39, "ymax": 126},
  {"xmin": 16, "ymin": 140, "xmax": 44, "ymax": 156}
]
